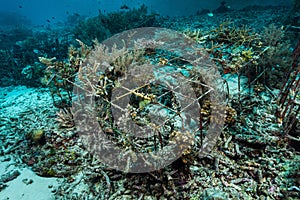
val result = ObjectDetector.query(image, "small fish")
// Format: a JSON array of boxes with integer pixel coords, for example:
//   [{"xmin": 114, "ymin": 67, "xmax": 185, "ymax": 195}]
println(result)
[
  {"xmin": 33, "ymin": 49, "xmax": 40, "ymax": 54},
  {"xmin": 101, "ymin": 18, "xmax": 109, "ymax": 24},
  {"xmin": 46, "ymin": 19, "xmax": 51, "ymax": 23},
  {"xmin": 19, "ymin": 5, "xmax": 22, "ymax": 9},
  {"xmin": 207, "ymin": 11, "xmax": 214, "ymax": 17},
  {"xmin": 0, "ymin": 33, "xmax": 7, "ymax": 37},
  {"xmin": 120, "ymin": 4, "xmax": 129, "ymax": 10},
  {"xmin": 52, "ymin": 16, "xmax": 55, "ymax": 19}
]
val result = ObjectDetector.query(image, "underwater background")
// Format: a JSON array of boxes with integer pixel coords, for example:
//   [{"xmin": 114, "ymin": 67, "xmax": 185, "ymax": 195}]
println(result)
[{"xmin": 0, "ymin": 0, "xmax": 299, "ymax": 199}]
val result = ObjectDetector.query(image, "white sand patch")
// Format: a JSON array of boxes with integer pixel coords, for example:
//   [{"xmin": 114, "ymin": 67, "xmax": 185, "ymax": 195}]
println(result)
[{"xmin": 0, "ymin": 158, "xmax": 58, "ymax": 200}]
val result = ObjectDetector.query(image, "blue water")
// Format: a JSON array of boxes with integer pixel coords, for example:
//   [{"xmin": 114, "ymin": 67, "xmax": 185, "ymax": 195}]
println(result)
[{"xmin": 0, "ymin": 0, "xmax": 292, "ymax": 25}]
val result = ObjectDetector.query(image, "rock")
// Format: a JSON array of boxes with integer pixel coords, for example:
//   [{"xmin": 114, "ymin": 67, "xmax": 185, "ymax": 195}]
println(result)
[
  {"xmin": 0, "ymin": 170, "xmax": 21, "ymax": 183},
  {"xmin": 200, "ymin": 188, "xmax": 229, "ymax": 200},
  {"xmin": 0, "ymin": 183, "xmax": 7, "ymax": 192},
  {"xmin": 22, "ymin": 178, "xmax": 34, "ymax": 185},
  {"xmin": 30, "ymin": 129, "xmax": 46, "ymax": 145}
]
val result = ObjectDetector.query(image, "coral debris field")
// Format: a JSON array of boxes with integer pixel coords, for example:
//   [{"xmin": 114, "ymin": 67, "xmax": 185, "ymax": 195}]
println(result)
[{"xmin": 0, "ymin": 4, "xmax": 299, "ymax": 200}]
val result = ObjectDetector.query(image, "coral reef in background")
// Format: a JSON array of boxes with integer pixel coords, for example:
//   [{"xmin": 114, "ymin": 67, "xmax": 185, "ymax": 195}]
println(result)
[
  {"xmin": 284, "ymin": 0, "xmax": 300, "ymax": 39},
  {"xmin": 0, "ymin": 29, "xmax": 73, "ymax": 87},
  {"xmin": 73, "ymin": 4, "xmax": 157, "ymax": 45},
  {"xmin": 0, "ymin": 5, "xmax": 157, "ymax": 87}
]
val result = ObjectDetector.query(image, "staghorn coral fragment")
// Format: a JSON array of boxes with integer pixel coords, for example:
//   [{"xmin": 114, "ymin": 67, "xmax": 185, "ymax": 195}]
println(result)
[{"xmin": 39, "ymin": 56, "xmax": 57, "ymax": 66}]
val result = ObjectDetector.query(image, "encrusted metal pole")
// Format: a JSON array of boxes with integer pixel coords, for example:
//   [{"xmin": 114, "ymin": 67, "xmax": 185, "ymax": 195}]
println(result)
[{"xmin": 277, "ymin": 40, "xmax": 300, "ymax": 135}]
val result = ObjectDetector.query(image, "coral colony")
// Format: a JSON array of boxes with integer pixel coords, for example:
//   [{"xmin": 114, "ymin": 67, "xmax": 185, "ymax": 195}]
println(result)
[{"xmin": 0, "ymin": 1, "xmax": 299, "ymax": 199}]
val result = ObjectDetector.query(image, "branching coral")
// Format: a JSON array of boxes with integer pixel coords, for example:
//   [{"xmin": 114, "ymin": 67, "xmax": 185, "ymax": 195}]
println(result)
[
  {"xmin": 182, "ymin": 22, "xmax": 293, "ymax": 90},
  {"xmin": 39, "ymin": 40, "xmax": 90, "ymax": 109},
  {"xmin": 55, "ymin": 108, "xmax": 75, "ymax": 129}
]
